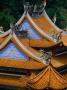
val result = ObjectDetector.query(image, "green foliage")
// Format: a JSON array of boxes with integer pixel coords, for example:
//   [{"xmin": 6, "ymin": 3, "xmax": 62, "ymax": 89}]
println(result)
[
  {"xmin": 46, "ymin": 0, "xmax": 67, "ymax": 29},
  {"xmin": 0, "ymin": 0, "xmax": 67, "ymax": 31},
  {"xmin": 0, "ymin": 11, "xmax": 16, "ymax": 31},
  {"xmin": 0, "ymin": 0, "xmax": 24, "ymax": 31}
]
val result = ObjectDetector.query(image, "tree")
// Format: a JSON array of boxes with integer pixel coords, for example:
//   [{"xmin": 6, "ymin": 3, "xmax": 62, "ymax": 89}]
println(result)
[{"xmin": 0, "ymin": 0, "xmax": 67, "ymax": 31}]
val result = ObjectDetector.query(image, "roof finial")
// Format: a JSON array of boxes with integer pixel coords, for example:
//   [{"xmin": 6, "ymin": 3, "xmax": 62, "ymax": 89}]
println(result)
[
  {"xmin": 53, "ymin": 13, "xmax": 57, "ymax": 24},
  {"xmin": 43, "ymin": 0, "xmax": 47, "ymax": 7},
  {"xmin": 0, "ymin": 26, "xmax": 4, "ymax": 34},
  {"xmin": 33, "ymin": 4, "xmax": 37, "ymax": 12},
  {"xmin": 10, "ymin": 23, "xmax": 16, "ymax": 35},
  {"xmin": 24, "ymin": 2, "xmax": 32, "ymax": 14}
]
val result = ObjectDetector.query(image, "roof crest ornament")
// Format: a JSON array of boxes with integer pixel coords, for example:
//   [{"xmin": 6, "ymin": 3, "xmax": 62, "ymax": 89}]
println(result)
[
  {"xmin": 43, "ymin": 0, "xmax": 47, "ymax": 7},
  {"xmin": 24, "ymin": 2, "xmax": 32, "ymax": 15},
  {"xmin": 10, "ymin": 23, "xmax": 17, "ymax": 35},
  {"xmin": 32, "ymin": 0, "xmax": 46, "ymax": 17}
]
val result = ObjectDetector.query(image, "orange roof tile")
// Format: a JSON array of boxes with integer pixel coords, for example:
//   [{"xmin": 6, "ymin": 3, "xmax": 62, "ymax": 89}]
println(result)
[
  {"xmin": 0, "ymin": 58, "xmax": 45, "ymax": 70},
  {"xmin": 28, "ymin": 65, "xmax": 67, "ymax": 89},
  {"xmin": 33, "ymin": 16, "xmax": 59, "ymax": 34},
  {"xmin": 0, "ymin": 75, "xmax": 29, "ymax": 88}
]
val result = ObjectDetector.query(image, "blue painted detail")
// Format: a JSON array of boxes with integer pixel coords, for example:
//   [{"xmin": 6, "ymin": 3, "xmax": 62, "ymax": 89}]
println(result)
[
  {"xmin": 0, "ymin": 43, "xmax": 29, "ymax": 60},
  {"xmin": 19, "ymin": 19, "xmax": 42, "ymax": 39}
]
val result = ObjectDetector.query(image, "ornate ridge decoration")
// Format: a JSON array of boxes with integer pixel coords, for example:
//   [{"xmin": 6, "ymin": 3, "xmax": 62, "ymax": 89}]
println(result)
[
  {"xmin": 50, "ymin": 31, "xmax": 62, "ymax": 42},
  {"xmin": 39, "ymin": 49, "xmax": 52, "ymax": 64}
]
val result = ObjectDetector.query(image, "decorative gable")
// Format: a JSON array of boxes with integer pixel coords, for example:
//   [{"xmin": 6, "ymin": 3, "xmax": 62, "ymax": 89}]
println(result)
[{"xmin": 0, "ymin": 43, "xmax": 29, "ymax": 60}]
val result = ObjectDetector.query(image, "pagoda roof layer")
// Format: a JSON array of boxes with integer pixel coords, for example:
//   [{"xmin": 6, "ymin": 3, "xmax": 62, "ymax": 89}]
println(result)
[
  {"xmin": 1, "ymin": 10, "xmax": 66, "ymax": 48},
  {"xmin": 0, "ymin": 32, "xmax": 47, "ymax": 69},
  {"xmin": 16, "ymin": 11, "xmax": 57, "ymax": 43},
  {"xmin": 1, "ymin": 10, "xmax": 67, "ymax": 48},
  {"xmin": 0, "ymin": 32, "xmax": 67, "ymax": 69},
  {"xmin": 28, "ymin": 65, "xmax": 67, "ymax": 89},
  {"xmin": 0, "ymin": 33, "xmax": 67, "ymax": 68},
  {"xmin": 0, "ymin": 33, "xmax": 43, "ymax": 63},
  {"xmin": 1, "ymin": 31, "xmax": 60, "ymax": 48}
]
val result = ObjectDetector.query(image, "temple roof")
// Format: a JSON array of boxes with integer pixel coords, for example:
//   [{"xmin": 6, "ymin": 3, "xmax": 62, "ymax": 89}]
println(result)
[
  {"xmin": 0, "ymin": 2, "xmax": 67, "ymax": 89},
  {"xmin": 1, "ymin": 10, "xmax": 67, "ymax": 48},
  {"xmin": 28, "ymin": 65, "xmax": 67, "ymax": 89},
  {"xmin": 0, "ymin": 8, "xmax": 67, "ymax": 70},
  {"xmin": 16, "ymin": 11, "xmax": 59, "ymax": 43},
  {"xmin": 0, "ymin": 32, "xmax": 67, "ymax": 68},
  {"xmin": 0, "ymin": 32, "xmax": 47, "ymax": 69},
  {"xmin": 0, "ymin": 33, "xmax": 43, "ymax": 62}
]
